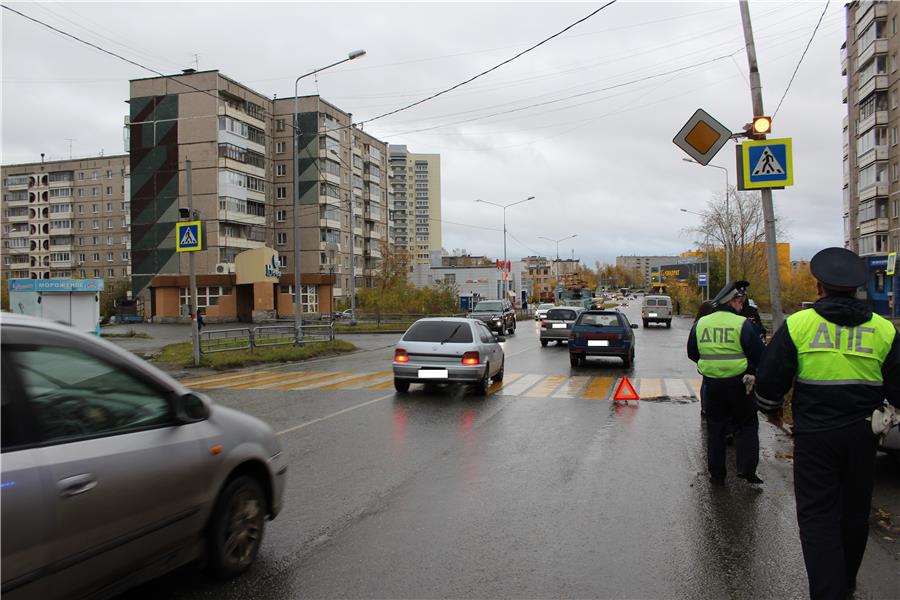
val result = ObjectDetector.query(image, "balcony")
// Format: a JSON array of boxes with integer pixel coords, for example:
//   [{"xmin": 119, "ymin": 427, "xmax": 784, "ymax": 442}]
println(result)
[
  {"xmin": 6, "ymin": 226, "xmax": 28, "ymax": 238},
  {"xmin": 218, "ymin": 102, "xmax": 266, "ymax": 131},
  {"xmin": 857, "ymin": 146, "xmax": 888, "ymax": 168},
  {"xmin": 50, "ymin": 259, "xmax": 75, "ymax": 269},
  {"xmin": 859, "ymin": 217, "xmax": 890, "ymax": 235},
  {"xmin": 858, "ymin": 183, "xmax": 889, "ymax": 201},
  {"xmin": 857, "ymin": 109, "xmax": 888, "ymax": 134},
  {"xmin": 858, "ymin": 74, "xmax": 888, "ymax": 101},
  {"xmin": 217, "ymin": 209, "xmax": 265, "ymax": 227},
  {"xmin": 7, "ymin": 212, "xmax": 29, "ymax": 223},
  {"xmin": 4, "ymin": 194, "xmax": 28, "ymax": 207},
  {"xmin": 50, "ymin": 240, "xmax": 74, "ymax": 252},
  {"xmin": 319, "ymin": 217, "xmax": 341, "ymax": 229},
  {"xmin": 219, "ymin": 236, "xmax": 264, "ymax": 249},
  {"xmin": 858, "ymin": 38, "xmax": 888, "ymax": 66},
  {"xmin": 6, "ymin": 245, "xmax": 29, "ymax": 254},
  {"xmin": 49, "ymin": 225, "xmax": 73, "ymax": 235},
  {"xmin": 855, "ymin": 1, "xmax": 887, "ymax": 34}
]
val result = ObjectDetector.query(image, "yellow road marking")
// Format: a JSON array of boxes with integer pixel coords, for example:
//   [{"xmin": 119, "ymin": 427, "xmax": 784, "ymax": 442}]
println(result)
[
  {"xmin": 270, "ymin": 371, "xmax": 353, "ymax": 390},
  {"xmin": 226, "ymin": 372, "xmax": 322, "ymax": 390},
  {"xmin": 321, "ymin": 371, "xmax": 393, "ymax": 390},
  {"xmin": 638, "ymin": 378, "xmax": 662, "ymax": 398},
  {"xmin": 525, "ymin": 375, "xmax": 567, "ymax": 397},
  {"xmin": 554, "ymin": 376, "xmax": 590, "ymax": 398},
  {"xmin": 581, "ymin": 376, "xmax": 614, "ymax": 401},
  {"xmin": 186, "ymin": 371, "xmax": 281, "ymax": 388},
  {"xmin": 487, "ymin": 372, "xmax": 523, "ymax": 394},
  {"xmin": 369, "ymin": 378, "xmax": 396, "ymax": 390},
  {"xmin": 497, "ymin": 373, "xmax": 544, "ymax": 396},
  {"xmin": 687, "ymin": 378, "xmax": 703, "ymax": 398}
]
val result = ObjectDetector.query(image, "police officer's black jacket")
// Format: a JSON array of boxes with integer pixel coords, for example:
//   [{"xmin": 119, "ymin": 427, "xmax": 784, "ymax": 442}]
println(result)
[{"xmin": 756, "ymin": 296, "xmax": 900, "ymax": 432}]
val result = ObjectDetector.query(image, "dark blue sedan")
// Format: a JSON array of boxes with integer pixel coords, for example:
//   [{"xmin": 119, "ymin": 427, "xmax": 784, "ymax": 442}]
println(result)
[{"xmin": 568, "ymin": 310, "xmax": 638, "ymax": 368}]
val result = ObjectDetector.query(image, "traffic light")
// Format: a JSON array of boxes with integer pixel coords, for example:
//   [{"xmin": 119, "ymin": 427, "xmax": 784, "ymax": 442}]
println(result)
[{"xmin": 745, "ymin": 115, "xmax": 772, "ymax": 139}]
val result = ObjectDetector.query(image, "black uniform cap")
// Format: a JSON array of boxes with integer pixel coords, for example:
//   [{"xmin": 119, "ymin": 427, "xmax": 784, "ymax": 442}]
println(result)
[
  {"xmin": 809, "ymin": 247, "xmax": 867, "ymax": 290},
  {"xmin": 712, "ymin": 280, "xmax": 750, "ymax": 305}
]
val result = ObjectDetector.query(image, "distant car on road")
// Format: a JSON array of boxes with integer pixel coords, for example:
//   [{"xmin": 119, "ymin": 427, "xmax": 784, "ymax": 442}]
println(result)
[
  {"xmin": 534, "ymin": 303, "xmax": 555, "ymax": 321},
  {"xmin": 467, "ymin": 300, "xmax": 516, "ymax": 334},
  {"xmin": 641, "ymin": 294, "xmax": 673, "ymax": 328},
  {"xmin": 568, "ymin": 309, "xmax": 638, "ymax": 368},
  {"xmin": 392, "ymin": 317, "xmax": 505, "ymax": 395},
  {"xmin": 0, "ymin": 314, "xmax": 287, "ymax": 600},
  {"xmin": 540, "ymin": 307, "xmax": 584, "ymax": 347}
]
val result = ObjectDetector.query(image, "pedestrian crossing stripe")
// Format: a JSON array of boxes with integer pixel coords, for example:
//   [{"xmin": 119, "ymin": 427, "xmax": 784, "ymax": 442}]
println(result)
[{"xmin": 183, "ymin": 369, "xmax": 701, "ymax": 401}]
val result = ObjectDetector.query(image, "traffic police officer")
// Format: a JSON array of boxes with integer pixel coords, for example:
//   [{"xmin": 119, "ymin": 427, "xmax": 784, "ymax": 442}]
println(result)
[
  {"xmin": 688, "ymin": 280, "xmax": 766, "ymax": 485},
  {"xmin": 756, "ymin": 247, "xmax": 900, "ymax": 600}
]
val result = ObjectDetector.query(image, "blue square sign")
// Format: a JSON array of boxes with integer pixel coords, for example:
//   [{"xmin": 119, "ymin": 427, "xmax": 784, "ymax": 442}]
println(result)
[
  {"xmin": 741, "ymin": 138, "xmax": 793, "ymax": 189},
  {"xmin": 176, "ymin": 221, "xmax": 202, "ymax": 252}
]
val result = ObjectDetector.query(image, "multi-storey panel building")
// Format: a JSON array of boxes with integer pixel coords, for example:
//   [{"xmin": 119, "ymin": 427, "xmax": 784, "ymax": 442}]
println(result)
[
  {"xmin": 615, "ymin": 255, "xmax": 680, "ymax": 286},
  {"xmin": 1, "ymin": 155, "xmax": 131, "ymax": 281},
  {"xmin": 388, "ymin": 145, "xmax": 441, "ymax": 265},
  {"xmin": 842, "ymin": 1, "xmax": 900, "ymax": 314},
  {"xmin": 128, "ymin": 70, "xmax": 390, "ymax": 320}
]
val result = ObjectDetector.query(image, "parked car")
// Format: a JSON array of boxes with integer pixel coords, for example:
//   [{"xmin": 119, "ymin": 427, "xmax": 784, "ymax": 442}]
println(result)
[
  {"xmin": 1, "ymin": 314, "xmax": 287, "ymax": 600},
  {"xmin": 641, "ymin": 294, "xmax": 673, "ymax": 328},
  {"xmin": 539, "ymin": 307, "xmax": 584, "ymax": 346},
  {"xmin": 392, "ymin": 317, "xmax": 505, "ymax": 395},
  {"xmin": 467, "ymin": 300, "xmax": 517, "ymax": 334},
  {"xmin": 568, "ymin": 310, "xmax": 638, "ymax": 368},
  {"xmin": 879, "ymin": 407, "xmax": 900, "ymax": 458},
  {"xmin": 534, "ymin": 303, "xmax": 556, "ymax": 321}
]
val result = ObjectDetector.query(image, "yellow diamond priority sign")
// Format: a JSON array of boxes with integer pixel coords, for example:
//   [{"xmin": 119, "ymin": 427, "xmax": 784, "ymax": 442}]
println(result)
[{"xmin": 673, "ymin": 108, "xmax": 733, "ymax": 166}]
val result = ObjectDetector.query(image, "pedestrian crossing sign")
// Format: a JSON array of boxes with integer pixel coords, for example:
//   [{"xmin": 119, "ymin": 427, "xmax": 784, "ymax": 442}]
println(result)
[
  {"xmin": 176, "ymin": 221, "xmax": 202, "ymax": 252},
  {"xmin": 739, "ymin": 138, "xmax": 793, "ymax": 190}
]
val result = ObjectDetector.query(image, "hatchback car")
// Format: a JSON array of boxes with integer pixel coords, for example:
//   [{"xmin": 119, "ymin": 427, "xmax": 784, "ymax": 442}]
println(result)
[
  {"xmin": 568, "ymin": 310, "xmax": 638, "ymax": 368},
  {"xmin": 534, "ymin": 303, "xmax": 555, "ymax": 321},
  {"xmin": 539, "ymin": 307, "xmax": 584, "ymax": 346},
  {"xmin": 392, "ymin": 318, "xmax": 505, "ymax": 395},
  {"xmin": 1, "ymin": 314, "xmax": 287, "ymax": 600},
  {"xmin": 641, "ymin": 294, "xmax": 673, "ymax": 328}
]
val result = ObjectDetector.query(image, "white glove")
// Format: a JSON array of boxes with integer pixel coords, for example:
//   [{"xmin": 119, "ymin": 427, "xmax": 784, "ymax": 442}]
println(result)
[
  {"xmin": 742, "ymin": 374, "xmax": 756, "ymax": 395},
  {"xmin": 871, "ymin": 404, "xmax": 900, "ymax": 437}
]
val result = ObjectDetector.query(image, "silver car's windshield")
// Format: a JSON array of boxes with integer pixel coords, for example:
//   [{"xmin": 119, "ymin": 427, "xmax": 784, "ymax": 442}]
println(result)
[
  {"xmin": 473, "ymin": 301, "xmax": 503, "ymax": 312},
  {"xmin": 403, "ymin": 321, "xmax": 473, "ymax": 343}
]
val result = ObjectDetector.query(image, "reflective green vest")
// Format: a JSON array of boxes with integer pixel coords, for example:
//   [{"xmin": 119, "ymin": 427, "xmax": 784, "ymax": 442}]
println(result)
[
  {"xmin": 786, "ymin": 309, "xmax": 894, "ymax": 386},
  {"xmin": 696, "ymin": 310, "xmax": 748, "ymax": 378}
]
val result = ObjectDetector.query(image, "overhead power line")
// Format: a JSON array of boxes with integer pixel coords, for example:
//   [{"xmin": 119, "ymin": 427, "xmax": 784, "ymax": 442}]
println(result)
[
  {"xmin": 356, "ymin": 1, "xmax": 618, "ymax": 126},
  {"xmin": 772, "ymin": 1, "xmax": 831, "ymax": 119}
]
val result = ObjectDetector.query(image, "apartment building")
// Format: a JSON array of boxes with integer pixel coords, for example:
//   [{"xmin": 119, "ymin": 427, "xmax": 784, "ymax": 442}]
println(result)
[
  {"xmin": 615, "ymin": 255, "xmax": 680, "ymax": 285},
  {"xmin": 1, "ymin": 155, "xmax": 131, "ymax": 282},
  {"xmin": 388, "ymin": 145, "xmax": 441, "ymax": 264},
  {"xmin": 128, "ymin": 70, "xmax": 389, "ymax": 320},
  {"xmin": 842, "ymin": 1, "xmax": 900, "ymax": 314}
]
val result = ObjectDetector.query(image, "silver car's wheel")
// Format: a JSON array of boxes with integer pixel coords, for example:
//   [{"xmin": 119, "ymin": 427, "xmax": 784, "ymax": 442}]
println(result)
[
  {"xmin": 207, "ymin": 476, "xmax": 266, "ymax": 579},
  {"xmin": 474, "ymin": 363, "xmax": 490, "ymax": 396}
]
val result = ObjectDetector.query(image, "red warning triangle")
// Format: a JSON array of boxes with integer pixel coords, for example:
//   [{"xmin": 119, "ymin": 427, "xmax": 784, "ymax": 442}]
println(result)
[{"xmin": 613, "ymin": 376, "xmax": 639, "ymax": 401}]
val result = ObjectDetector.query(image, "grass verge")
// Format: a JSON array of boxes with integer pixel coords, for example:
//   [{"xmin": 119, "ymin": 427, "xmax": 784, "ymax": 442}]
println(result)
[
  {"xmin": 101, "ymin": 330, "xmax": 151, "ymax": 339},
  {"xmin": 155, "ymin": 339, "xmax": 356, "ymax": 370},
  {"xmin": 334, "ymin": 322, "xmax": 414, "ymax": 333}
]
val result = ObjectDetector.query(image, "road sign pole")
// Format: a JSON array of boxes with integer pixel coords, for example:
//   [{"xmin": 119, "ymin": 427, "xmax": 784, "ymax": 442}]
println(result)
[
  {"xmin": 187, "ymin": 160, "xmax": 200, "ymax": 367},
  {"xmin": 740, "ymin": 0, "xmax": 784, "ymax": 332}
]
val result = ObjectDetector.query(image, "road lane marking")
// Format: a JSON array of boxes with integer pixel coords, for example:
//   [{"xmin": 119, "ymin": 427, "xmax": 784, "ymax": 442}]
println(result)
[
  {"xmin": 665, "ymin": 378, "xmax": 691, "ymax": 398},
  {"xmin": 219, "ymin": 371, "xmax": 320, "ymax": 390},
  {"xmin": 276, "ymin": 393, "xmax": 394, "ymax": 437},
  {"xmin": 638, "ymin": 378, "xmax": 662, "ymax": 398},
  {"xmin": 186, "ymin": 371, "xmax": 281, "ymax": 388},
  {"xmin": 321, "ymin": 371, "xmax": 393, "ymax": 390},
  {"xmin": 497, "ymin": 373, "xmax": 544, "ymax": 396},
  {"xmin": 368, "ymin": 378, "xmax": 396, "ymax": 390},
  {"xmin": 488, "ymin": 372, "xmax": 523, "ymax": 394},
  {"xmin": 554, "ymin": 376, "xmax": 590, "ymax": 398},
  {"xmin": 525, "ymin": 375, "xmax": 567, "ymax": 397},
  {"xmin": 252, "ymin": 372, "xmax": 330, "ymax": 389},
  {"xmin": 270, "ymin": 371, "xmax": 354, "ymax": 390},
  {"xmin": 686, "ymin": 378, "xmax": 703, "ymax": 398},
  {"xmin": 581, "ymin": 376, "xmax": 614, "ymax": 401}
]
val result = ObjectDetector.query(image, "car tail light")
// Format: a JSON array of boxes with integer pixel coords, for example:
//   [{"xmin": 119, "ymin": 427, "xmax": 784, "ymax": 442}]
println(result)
[
  {"xmin": 461, "ymin": 351, "xmax": 480, "ymax": 366},
  {"xmin": 394, "ymin": 348, "xmax": 409, "ymax": 363}
]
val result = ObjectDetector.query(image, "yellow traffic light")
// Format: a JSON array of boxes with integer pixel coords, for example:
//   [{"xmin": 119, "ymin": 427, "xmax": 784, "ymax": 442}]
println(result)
[{"xmin": 751, "ymin": 115, "xmax": 772, "ymax": 136}]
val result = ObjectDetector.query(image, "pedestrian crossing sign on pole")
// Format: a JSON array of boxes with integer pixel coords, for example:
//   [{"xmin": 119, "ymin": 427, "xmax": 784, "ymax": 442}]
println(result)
[
  {"xmin": 176, "ymin": 221, "xmax": 202, "ymax": 252},
  {"xmin": 739, "ymin": 138, "xmax": 793, "ymax": 190}
]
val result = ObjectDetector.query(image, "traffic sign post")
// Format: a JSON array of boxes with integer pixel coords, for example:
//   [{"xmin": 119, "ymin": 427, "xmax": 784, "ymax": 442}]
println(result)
[
  {"xmin": 698, "ymin": 273, "xmax": 708, "ymax": 287},
  {"xmin": 738, "ymin": 138, "xmax": 793, "ymax": 190},
  {"xmin": 673, "ymin": 108, "xmax": 734, "ymax": 166},
  {"xmin": 176, "ymin": 221, "xmax": 202, "ymax": 252}
]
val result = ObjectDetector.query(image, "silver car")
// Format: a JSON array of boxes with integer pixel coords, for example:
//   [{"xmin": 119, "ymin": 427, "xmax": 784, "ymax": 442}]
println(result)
[
  {"xmin": 539, "ymin": 306, "xmax": 584, "ymax": 346},
  {"xmin": 534, "ymin": 303, "xmax": 555, "ymax": 321},
  {"xmin": 1, "ymin": 314, "xmax": 287, "ymax": 600},
  {"xmin": 392, "ymin": 317, "xmax": 505, "ymax": 395}
]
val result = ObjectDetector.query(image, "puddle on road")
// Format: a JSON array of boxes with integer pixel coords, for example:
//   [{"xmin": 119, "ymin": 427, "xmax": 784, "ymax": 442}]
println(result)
[{"xmin": 630, "ymin": 395, "xmax": 698, "ymax": 404}]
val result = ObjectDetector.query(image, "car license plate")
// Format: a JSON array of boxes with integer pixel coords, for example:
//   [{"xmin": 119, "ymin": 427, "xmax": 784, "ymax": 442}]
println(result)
[
  {"xmin": 648, "ymin": 312, "xmax": 658, "ymax": 317},
  {"xmin": 588, "ymin": 340, "xmax": 609, "ymax": 347},
  {"xmin": 418, "ymin": 369, "xmax": 448, "ymax": 379},
  {"xmin": 552, "ymin": 323, "xmax": 566, "ymax": 328}
]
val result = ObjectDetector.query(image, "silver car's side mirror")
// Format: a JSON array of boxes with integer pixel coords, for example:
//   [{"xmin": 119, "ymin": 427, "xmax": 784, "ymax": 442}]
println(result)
[
  {"xmin": 631, "ymin": 324, "xmax": 639, "ymax": 329},
  {"xmin": 177, "ymin": 391, "xmax": 211, "ymax": 423},
  {"xmin": 494, "ymin": 335, "xmax": 506, "ymax": 343}
]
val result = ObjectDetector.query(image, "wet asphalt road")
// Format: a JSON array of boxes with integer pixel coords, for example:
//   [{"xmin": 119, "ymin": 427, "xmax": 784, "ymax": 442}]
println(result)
[{"xmin": 128, "ymin": 304, "xmax": 900, "ymax": 599}]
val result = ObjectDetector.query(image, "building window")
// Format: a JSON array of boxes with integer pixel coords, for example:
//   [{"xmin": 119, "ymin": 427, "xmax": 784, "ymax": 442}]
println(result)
[
  {"xmin": 276, "ymin": 164, "xmax": 286, "ymax": 177},
  {"xmin": 106, "ymin": 170, "xmax": 112, "ymax": 179},
  {"xmin": 107, "ymin": 268, "xmax": 115, "ymax": 277},
  {"xmin": 92, "ymin": 188, "xmax": 99, "ymax": 196},
  {"xmin": 276, "ymin": 119, "xmax": 285, "ymax": 131},
  {"xmin": 892, "ymin": 127, "xmax": 898, "ymax": 146},
  {"xmin": 92, "ymin": 204, "xmax": 98, "ymax": 213},
  {"xmin": 107, "ymin": 219, "xmax": 113, "ymax": 229},
  {"xmin": 278, "ymin": 255, "xmax": 287, "ymax": 268},
  {"xmin": 276, "ymin": 186, "xmax": 287, "ymax": 200},
  {"xmin": 93, "ymin": 269, "xmax": 100, "ymax": 277},
  {"xmin": 106, "ymin": 202, "xmax": 112, "ymax": 211},
  {"xmin": 276, "ymin": 141, "xmax": 285, "ymax": 154},
  {"xmin": 179, "ymin": 286, "xmax": 232, "ymax": 308},
  {"xmin": 278, "ymin": 284, "xmax": 317, "ymax": 313},
  {"xmin": 277, "ymin": 210, "xmax": 286, "ymax": 222},
  {"xmin": 107, "ymin": 252, "xmax": 114, "ymax": 262},
  {"xmin": 277, "ymin": 232, "xmax": 287, "ymax": 245},
  {"xmin": 93, "ymin": 253, "xmax": 100, "ymax": 261},
  {"xmin": 107, "ymin": 236, "xmax": 113, "ymax": 245},
  {"xmin": 123, "ymin": 251, "xmax": 130, "ymax": 260}
]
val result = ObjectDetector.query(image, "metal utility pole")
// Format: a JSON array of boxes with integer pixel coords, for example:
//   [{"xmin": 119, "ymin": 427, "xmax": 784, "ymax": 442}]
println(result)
[
  {"xmin": 739, "ymin": 0, "xmax": 784, "ymax": 331},
  {"xmin": 187, "ymin": 160, "xmax": 200, "ymax": 367},
  {"xmin": 476, "ymin": 196, "xmax": 534, "ymax": 299}
]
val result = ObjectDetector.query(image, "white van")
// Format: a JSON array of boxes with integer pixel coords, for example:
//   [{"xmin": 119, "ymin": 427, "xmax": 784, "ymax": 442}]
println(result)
[{"xmin": 641, "ymin": 295, "xmax": 672, "ymax": 328}]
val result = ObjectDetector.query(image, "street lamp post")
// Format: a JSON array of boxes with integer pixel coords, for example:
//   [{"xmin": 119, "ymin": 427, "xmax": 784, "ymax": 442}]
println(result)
[
  {"xmin": 475, "ymin": 196, "xmax": 534, "ymax": 299},
  {"xmin": 681, "ymin": 208, "xmax": 710, "ymax": 301},
  {"xmin": 293, "ymin": 50, "xmax": 365, "ymax": 338},
  {"xmin": 682, "ymin": 158, "xmax": 730, "ymax": 283},
  {"xmin": 538, "ymin": 234, "xmax": 578, "ymax": 283}
]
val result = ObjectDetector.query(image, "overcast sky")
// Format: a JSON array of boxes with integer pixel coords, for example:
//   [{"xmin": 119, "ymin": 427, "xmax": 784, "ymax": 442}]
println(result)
[{"xmin": 2, "ymin": 1, "xmax": 846, "ymax": 265}]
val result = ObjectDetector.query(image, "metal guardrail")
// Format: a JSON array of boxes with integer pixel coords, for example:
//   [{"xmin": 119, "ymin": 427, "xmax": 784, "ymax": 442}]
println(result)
[{"xmin": 199, "ymin": 322, "xmax": 335, "ymax": 354}]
